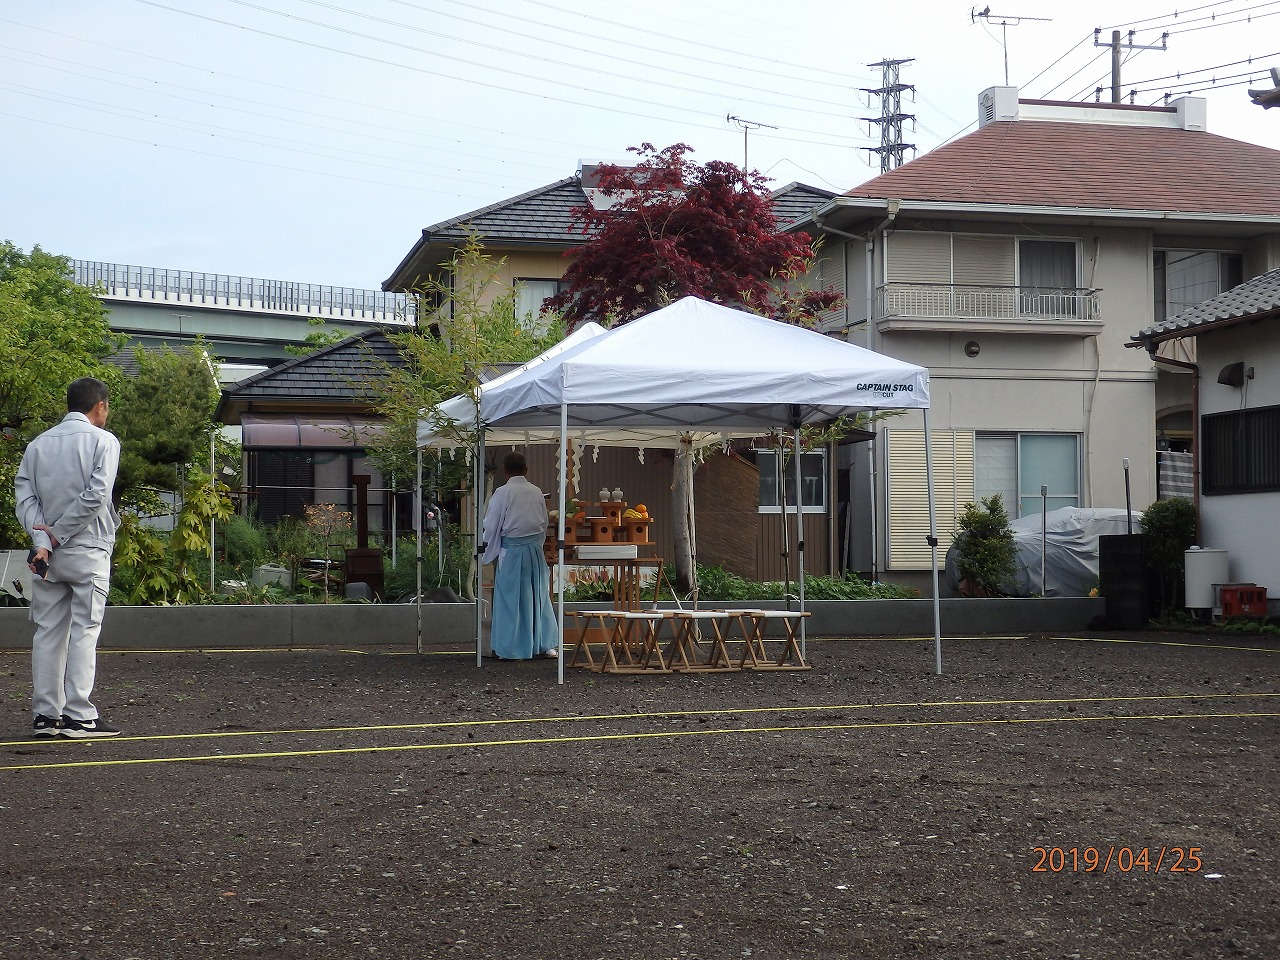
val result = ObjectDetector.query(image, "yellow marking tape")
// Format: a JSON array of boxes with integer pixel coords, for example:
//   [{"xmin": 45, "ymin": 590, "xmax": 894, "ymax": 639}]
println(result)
[
  {"xmin": 3, "ymin": 711, "xmax": 1277, "ymax": 773},
  {"xmin": 2, "ymin": 634, "xmax": 1275, "ymax": 656},
  {"xmin": 1, "ymin": 691, "xmax": 1276, "ymax": 749}
]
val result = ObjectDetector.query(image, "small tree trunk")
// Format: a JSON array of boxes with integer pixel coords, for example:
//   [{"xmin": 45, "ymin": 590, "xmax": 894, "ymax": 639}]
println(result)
[{"xmin": 672, "ymin": 437, "xmax": 695, "ymax": 596}]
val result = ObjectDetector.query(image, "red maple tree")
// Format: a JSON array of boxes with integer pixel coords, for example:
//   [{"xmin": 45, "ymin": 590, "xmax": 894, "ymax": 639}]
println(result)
[{"xmin": 547, "ymin": 143, "xmax": 841, "ymax": 328}]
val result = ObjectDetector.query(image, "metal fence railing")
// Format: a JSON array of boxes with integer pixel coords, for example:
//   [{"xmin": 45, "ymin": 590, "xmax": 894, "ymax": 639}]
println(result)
[
  {"xmin": 73, "ymin": 259, "xmax": 415, "ymax": 324},
  {"xmin": 878, "ymin": 283, "xmax": 1101, "ymax": 322}
]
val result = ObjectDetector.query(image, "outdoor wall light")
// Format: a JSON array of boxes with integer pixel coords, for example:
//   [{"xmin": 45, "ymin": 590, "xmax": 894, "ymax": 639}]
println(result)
[
  {"xmin": 964, "ymin": 340, "xmax": 981, "ymax": 358},
  {"xmin": 1216, "ymin": 361, "xmax": 1254, "ymax": 387}
]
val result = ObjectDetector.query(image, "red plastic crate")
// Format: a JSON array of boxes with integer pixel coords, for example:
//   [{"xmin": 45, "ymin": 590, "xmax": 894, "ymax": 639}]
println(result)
[{"xmin": 1220, "ymin": 584, "xmax": 1268, "ymax": 618}]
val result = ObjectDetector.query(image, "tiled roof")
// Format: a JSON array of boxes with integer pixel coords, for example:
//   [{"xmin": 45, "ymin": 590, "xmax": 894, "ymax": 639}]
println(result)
[
  {"xmin": 770, "ymin": 182, "xmax": 837, "ymax": 228},
  {"xmin": 221, "ymin": 330, "xmax": 404, "ymax": 404},
  {"xmin": 421, "ymin": 178, "xmax": 592, "ymax": 245},
  {"xmin": 1133, "ymin": 267, "xmax": 1280, "ymax": 345},
  {"xmin": 844, "ymin": 121, "xmax": 1280, "ymax": 216},
  {"xmin": 386, "ymin": 174, "xmax": 841, "ymax": 289}
]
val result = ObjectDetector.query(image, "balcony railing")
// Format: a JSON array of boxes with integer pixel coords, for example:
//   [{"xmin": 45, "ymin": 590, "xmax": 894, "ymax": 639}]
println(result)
[
  {"xmin": 73, "ymin": 260, "xmax": 415, "ymax": 324},
  {"xmin": 878, "ymin": 282, "xmax": 1101, "ymax": 322}
]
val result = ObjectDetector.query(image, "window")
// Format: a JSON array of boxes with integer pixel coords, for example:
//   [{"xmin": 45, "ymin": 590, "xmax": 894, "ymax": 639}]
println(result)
[
  {"xmin": 1018, "ymin": 239, "xmax": 1079, "ymax": 315},
  {"xmin": 1153, "ymin": 251, "xmax": 1243, "ymax": 321},
  {"xmin": 514, "ymin": 279, "xmax": 562, "ymax": 334},
  {"xmin": 757, "ymin": 450, "xmax": 826, "ymax": 512},
  {"xmin": 1202, "ymin": 404, "xmax": 1280, "ymax": 495},
  {"xmin": 975, "ymin": 433, "xmax": 1079, "ymax": 518}
]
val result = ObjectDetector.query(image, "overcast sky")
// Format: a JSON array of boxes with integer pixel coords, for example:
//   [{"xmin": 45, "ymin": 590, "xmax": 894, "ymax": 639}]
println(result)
[{"xmin": 3, "ymin": 0, "xmax": 1278, "ymax": 291}]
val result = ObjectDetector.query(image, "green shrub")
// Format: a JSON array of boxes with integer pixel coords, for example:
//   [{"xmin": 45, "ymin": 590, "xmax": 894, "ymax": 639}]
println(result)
[
  {"xmin": 952, "ymin": 494, "xmax": 1017, "ymax": 597},
  {"xmin": 1140, "ymin": 496, "xmax": 1196, "ymax": 615},
  {"xmin": 221, "ymin": 514, "xmax": 268, "ymax": 570}
]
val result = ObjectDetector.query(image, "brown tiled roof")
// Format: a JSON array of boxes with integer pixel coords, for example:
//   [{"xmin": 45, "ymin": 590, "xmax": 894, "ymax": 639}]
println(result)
[{"xmin": 844, "ymin": 121, "xmax": 1280, "ymax": 216}]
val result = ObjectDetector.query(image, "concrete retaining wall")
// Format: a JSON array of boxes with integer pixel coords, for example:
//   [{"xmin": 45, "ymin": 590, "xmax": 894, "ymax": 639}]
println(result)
[{"xmin": 0, "ymin": 597, "xmax": 1105, "ymax": 650}]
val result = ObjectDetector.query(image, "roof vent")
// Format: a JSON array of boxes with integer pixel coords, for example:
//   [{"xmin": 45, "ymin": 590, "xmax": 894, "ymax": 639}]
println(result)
[{"xmin": 979, "ymin": 86, "xmax": 1020, "ymax": 127}]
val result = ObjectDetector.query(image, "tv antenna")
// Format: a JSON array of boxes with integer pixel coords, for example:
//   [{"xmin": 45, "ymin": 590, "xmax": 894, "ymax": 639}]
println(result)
[
  {"xmin": 971, "ymin": 7, "xmax": 1051, "ymax": 86},
  {"xmin": 726, "ymin": 114, "xmax": 777, "ymax": 173}
]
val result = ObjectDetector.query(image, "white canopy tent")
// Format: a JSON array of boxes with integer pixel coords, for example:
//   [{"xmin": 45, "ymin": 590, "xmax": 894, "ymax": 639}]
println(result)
[{"xmin": 416, "ymin": 296, "xmax": 942, "ymax": 682}]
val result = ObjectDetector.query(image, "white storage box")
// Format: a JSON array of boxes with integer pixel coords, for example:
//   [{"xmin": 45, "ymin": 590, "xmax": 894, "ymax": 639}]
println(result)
[{"xmin": 575, "ymin": 544, "xmax": 638, "ymax": 560}]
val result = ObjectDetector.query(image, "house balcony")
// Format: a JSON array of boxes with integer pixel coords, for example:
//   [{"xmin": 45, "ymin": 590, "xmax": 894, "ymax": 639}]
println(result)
[{"xmin": 876, "ymin": 283, "xmax": 1104, "ymax": 336}]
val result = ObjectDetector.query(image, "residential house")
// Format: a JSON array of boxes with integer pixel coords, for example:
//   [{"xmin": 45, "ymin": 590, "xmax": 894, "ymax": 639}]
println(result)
[
  {"xmin": 787, "ymin": 87, "xmax": 1280, "ymax": 589},
  {"xmin": 215, "ymin": 331, "xmax": 403, "ymax": 528},
  {"xmin": 383, "ymin": 161, "xmax": 835, "ymax": 329},
  {"xmin": 1132, "ymin": 267, "xmax": 1280, "ymax": 606},
  {"xmin": 382, "ymin": 165, "xmax": 842, "ymax": 579}
]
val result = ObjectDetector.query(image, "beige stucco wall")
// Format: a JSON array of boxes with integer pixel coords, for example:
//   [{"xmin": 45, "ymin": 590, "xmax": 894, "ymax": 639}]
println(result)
[
  {"xmin": 452, "ymin": 248, "xmax": 575, "ymax": 308},
  {"xmin": 850, "ymin": 222, "xmax": 1163, "ymax": 568}
]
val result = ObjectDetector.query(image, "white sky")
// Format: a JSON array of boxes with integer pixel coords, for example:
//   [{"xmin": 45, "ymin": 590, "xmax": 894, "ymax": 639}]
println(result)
[{"xmin": 2, "ymin": 0, "xmax": 1278, "ymax": 290}]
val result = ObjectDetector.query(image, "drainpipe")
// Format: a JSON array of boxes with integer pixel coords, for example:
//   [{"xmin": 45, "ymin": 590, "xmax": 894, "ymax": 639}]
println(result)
[
  {"xmin": 814, "ymin": 205, "xmax": 898, "ymax": 581},
  {"xmin": 1149, "ymin": 351, "xmax": 1202, "ymax": 537}
]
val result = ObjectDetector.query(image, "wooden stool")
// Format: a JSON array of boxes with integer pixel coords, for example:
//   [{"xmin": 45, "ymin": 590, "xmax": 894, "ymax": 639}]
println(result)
[
  {"xmin": 567, "ymin": 610, "xmax": 613, "ymax": 669},
  {"xmin": 601, "ymin": 611, "xmax": 670, "ymax": 674},
  {"xmin": 668, "ymin": 611, "xmax": 738, "ymax": 672},
  {"xmin": 730, "ymin": 610, "xmax": 812, "ymax": 670}
]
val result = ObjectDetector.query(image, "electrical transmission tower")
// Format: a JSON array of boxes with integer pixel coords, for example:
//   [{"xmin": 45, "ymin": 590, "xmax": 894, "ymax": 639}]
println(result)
[{"xmin": 861, "ymin": 58, "xmax": 916, "ymax": 174}]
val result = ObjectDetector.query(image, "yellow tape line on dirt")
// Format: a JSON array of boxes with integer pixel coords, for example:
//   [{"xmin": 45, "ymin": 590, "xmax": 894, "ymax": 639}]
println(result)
[
  {"xmin": 2, "ymin": 691, "xmax": 1277, "ymax": 749},
  {"xmin": 3, "ymin": 710, "xmax": 1277, "ymax": 773}
]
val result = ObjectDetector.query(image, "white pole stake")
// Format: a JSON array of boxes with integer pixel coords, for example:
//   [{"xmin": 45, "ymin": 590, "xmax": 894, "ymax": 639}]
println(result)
[
  {"xmin": 415, "ymin": 447, "xmax": 423, "ymax": 655},
  {"xmin": 1040, "ymin": 483, "xmax": 1049, "ymax": 597},
  {"xmin": 557, "ymin": 403, "xmax": 568, "ymax": 685},
  {"xmin": 793, "ymin": 426, "xmax": 807, "ymax": 658},
  {"xmin": 209, "ymin": 430, "xmax": 216, "ymax": 596},
  {"xmin": 923, "ymin": 409, "xmax": 942, "ymax": 674}
]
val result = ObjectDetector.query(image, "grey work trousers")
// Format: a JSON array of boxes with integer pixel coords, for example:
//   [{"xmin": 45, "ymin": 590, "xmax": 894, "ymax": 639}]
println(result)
[{"xmin": 30, "ymin": 545, "xmax": 111, "ymax": 722}]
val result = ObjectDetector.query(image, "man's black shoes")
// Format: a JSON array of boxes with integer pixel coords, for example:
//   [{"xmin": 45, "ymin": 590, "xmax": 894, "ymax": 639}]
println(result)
[
  {"xmin": 60, "ymin": 716, "xmax": 121, "ymax": 739},
  {"xmin": 32, "ymin": 715, "xmax": 62, "ymax": 737}
]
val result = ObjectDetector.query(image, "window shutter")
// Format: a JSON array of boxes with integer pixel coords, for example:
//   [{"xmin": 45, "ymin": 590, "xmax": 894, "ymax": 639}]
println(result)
[
  {"xmin": 885, "ymin": 232, "xmax": 952, "ymax": 283},
  {"xmin": 952, "ymin": 235, "xmax": 1015, "ymax": 285},
  {"xmin": 886, "ymin": 429, "xmax": 975, "ymax": 569},
  {"xmin": 818, "ymin": 250, "xmax": 846, "ymax": 328}
]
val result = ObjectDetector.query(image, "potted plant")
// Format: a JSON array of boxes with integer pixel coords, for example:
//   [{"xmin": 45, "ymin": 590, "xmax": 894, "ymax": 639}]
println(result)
[{"xmin": 953, "ymin": 494, "xmax": 1017, "ymax": 597}]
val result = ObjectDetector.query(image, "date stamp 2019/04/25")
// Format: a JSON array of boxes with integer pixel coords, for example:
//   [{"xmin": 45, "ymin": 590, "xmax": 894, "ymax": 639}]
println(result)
[{"xmin": 1032, "ymin": 846, "xmax": 1203, "ymax": 874}]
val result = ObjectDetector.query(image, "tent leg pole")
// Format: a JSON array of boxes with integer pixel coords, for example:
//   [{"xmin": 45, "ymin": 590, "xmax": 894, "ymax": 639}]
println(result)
[
  {"xmin": 476, "ymin": 434, "xmax": 485, "ymax": 668},
  {"xmin": 794, "ymin": 427, "xmax": 806, "ymax": 659},
  {"xmin": 557, "ymin": 404, "xmax": 568, "ymax": 685},
  {"xmin": 923, "ymin": 408, "xmax": 942, "ymax": 675},
  {"xmin": 415, "ymin": 448, "xmax": 423, "ymax": 656}
]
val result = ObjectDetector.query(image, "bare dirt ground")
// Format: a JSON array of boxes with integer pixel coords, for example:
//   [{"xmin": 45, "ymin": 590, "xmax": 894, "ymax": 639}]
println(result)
[{"xmin": 1, "ymin": 629, "xmax": 1277, "ymax": 960}]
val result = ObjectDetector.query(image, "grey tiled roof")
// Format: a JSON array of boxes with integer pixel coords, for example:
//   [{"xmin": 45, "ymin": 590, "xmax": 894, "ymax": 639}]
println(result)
[
  {"xmin": 422, "ymin": 178, "xmax": 592, "ymax": 245},
  {"xmin": 770, "ymin": 182, "xmax": 837, "ymax": 229},
  {"xmin": 222, "ymin": 330, "xmax": 404, "ymax": 403},
  {"xmin": 420, "ymin": 178, "xmax": 836, "ymax": 246},
  {"xmin": 1134, "ymin": 267, "xmax": 1280, "ymax": 345}
]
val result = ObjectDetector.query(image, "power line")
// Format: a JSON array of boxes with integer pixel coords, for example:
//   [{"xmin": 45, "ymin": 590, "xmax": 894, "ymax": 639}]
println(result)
[
  {"xmin": 1124, "ymin": 50, "xmax": 1280, "ymax": 86},
  {"xmin": 1165, "ymin": 6, "xmax": 1280, "ymax": 33},
  {"xmin": 277, "ymin": 0, "xmax": 859, "ymax": 121},
  {"xmin": 130, "ymin": 0, "xmax": 867, "ymax": 147},
  {"xmin": 1101, "ymin": 0, "xmax": 1272, "ymax": 31},
  {"xmin": 0, "ymin": 80, "xmax": 515, "ymax": 187},
  {"xmin": 381, "ymin": 0, "xmax": 863, "ymax": 104},
  {"xmin": 0, "ymin": 48, "xmax": 570, "ymax": 175},
  {"xmin": 494, "ymin": 0, "xmax": 872, "ymax": 86},
  {"xmin": 0, "ymin": 18, "xmax": 621, "ymax": 158}
]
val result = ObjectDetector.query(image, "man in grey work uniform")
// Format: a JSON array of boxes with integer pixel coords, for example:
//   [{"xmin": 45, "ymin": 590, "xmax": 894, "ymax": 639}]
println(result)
[{"xmin": 15, "ymin": 377, "xmax": 122, "ymax": 738}]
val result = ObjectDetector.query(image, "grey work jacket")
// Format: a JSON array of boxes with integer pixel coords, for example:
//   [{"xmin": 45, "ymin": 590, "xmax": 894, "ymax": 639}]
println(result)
[{"xmin": 15, "ymin": 412, "xmax": 121, "ymax": 554}]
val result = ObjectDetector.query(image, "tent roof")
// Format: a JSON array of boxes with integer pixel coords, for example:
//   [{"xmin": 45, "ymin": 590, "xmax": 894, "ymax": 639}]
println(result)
[{"xmin": 418, "ymin": 297, "xmax": 929, "ymax": 448}]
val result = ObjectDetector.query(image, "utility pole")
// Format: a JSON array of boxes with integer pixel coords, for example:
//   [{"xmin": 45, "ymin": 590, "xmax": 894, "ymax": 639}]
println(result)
[
  {"xmin": 1092, "ymin": 28, "xmax": 1168, "ymax": 103},
  {"xmin": 726, "ymin": 114, "xmax": 777, "ymax": 173},
  {"xmin": 860, "ymin": 59, "xmax": 916, "ymax": 174},
  {"xmin": 971, "ymin": 7, "xmax": 1051, "ymax": 86}
]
